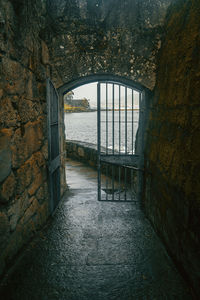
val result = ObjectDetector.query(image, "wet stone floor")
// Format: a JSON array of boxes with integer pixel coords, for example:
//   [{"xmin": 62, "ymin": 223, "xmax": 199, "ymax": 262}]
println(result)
[{"xmin": 0, "ymin": 159, "xmax": 192, "ymax": 300}]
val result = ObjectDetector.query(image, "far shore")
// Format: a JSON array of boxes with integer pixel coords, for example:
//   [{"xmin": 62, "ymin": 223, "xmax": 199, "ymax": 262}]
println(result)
[
  {"xmin": 65, "ymin": 108, "xmax": 139, "ymax": 113},
  {"xmin": 64, "ymin": 108, "xmax": 96, "ymax": 113}
]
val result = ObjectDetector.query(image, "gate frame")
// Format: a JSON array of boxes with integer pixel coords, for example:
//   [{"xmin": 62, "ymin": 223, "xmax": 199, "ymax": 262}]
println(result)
[
  {"xmin": 97, "ymin": 81, "xmax": 146, "ymax": 202},
  {"xmin": 47, "ymin": 78, "xmax": 61, "ymax": 214},
  {"xmin": 58, "ymin": 74, "xmax": 151, "ymax": 202}
]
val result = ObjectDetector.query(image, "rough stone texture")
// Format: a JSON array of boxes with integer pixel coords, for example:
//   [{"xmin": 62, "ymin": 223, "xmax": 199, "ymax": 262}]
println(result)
[
  {"xmin": 45, "ymin": 0, "xmax": 172, "ymax": 90},
  {"xmin": 0, "ymin": 0, "xmax": 50, "ymax": 278},
  {"xmin": 0, "ymin": 129, "xmax": 12, "ymax": 183},
  {"xmin": 144, "ymin": 0, "xmax": 200, "ymax": 295},
  {"xmin": 0, "ymin": 172, "xmax": 16, "ymax": 204}
]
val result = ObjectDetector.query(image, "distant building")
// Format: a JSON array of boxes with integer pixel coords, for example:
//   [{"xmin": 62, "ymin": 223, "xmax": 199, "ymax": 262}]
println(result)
[
  {"xmin": 64, "ymin": 91, "xmax": 74, "ymax": 102},
  {"xmin": 65, "ymin": 98, "xmax": 90, "ymax": 108},
  {"xmin": 64, "ymin": 97, "xmax": 91, "ymax": 112}
]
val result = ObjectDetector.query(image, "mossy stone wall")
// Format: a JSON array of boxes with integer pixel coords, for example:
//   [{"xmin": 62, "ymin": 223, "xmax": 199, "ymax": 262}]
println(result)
[
  {"xmin": 0, "ymin": 0, "xmax": 50, "ymax": 277},
  {"xmin": 144, "ymin": 0, "xmax": 200, "ymax": 294}
]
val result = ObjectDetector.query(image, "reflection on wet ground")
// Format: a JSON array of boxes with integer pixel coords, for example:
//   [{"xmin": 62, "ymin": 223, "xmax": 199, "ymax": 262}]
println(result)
[{"xmin": 0, "ymin": 159, "xmax": 192, "ymax": 299}]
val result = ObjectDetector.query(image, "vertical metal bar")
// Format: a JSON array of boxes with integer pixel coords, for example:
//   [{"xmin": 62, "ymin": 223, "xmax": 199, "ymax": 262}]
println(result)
[
  {"xmin": 125, "ymin": 87, "xmax": 127, "ymax": 154},
  {"xmin": 119, "ymin": 85, "xmax": 121, "ymax": 154},
  {"xmin": 131, "ymin": 169, "xmax": 133, "ymax": 201},
  {"xmin": 97, "ymin": 82, "xmax": 101, "ymax": 201},
  {"xmin": 112, "ymin": 84, "xmax": 115, "ymax": 199},
  {"xmin": 47, "ymin": 79, "xmax": 51, "ymax": 164},
  {"xmin": 119, "ymin": 166, "xmax": 121, "ymax": 201},
  {"xmin": 137, "ymin": 90, "xmax": 144, "ymax": 204},
  {"xmin": 112, "ymin": 84, "xmax": 115, "ymax": 154},
  {"xmin": 106, "ymin": 84, "xmax": 108, "ymax": 200},
  {"xmin": 118, "ymin": 84, "xmax": 121, "ymax": 201},
  {"xmin": 138, "ymin": 91, "xmax": 142, "ymax": 136},
  {"xmin": 106, "ymin": 83, "xmax": 108, "ymax": 154},
  {"xmin": 132, "ymin": 89, "xmax": 134, "ymax": 155},
  {"xmin": 47, "ymin": 79, "xmax": 53, "ymax": 213},
  {"xmin": 137, "ymin": 91, "xmax": 142, "ymax": 155},
  {"xmin": 139, "ymin": 91, "xmax": 142, "ymax": 110}
]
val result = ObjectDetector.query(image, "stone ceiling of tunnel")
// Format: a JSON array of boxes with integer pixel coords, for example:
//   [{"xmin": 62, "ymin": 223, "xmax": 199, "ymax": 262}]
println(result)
[{"xmin": 44, "ymin": 0, "xmax": 172, "ymax": 90}]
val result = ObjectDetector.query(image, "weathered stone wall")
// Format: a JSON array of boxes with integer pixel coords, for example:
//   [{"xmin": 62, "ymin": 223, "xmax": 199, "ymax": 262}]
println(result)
[
  {"xmin": 45, "ymin": 0, "xmax": 172, "ymax": 90},
  {"xmin": 66, "ymin": 140, "xmax": 98, "ymax": 167},
  {"xmin": 144, "ymin": 0, "xmax": 200, "ymax": 294},
  {"xmin": 0, "ymin": 0, "xmax": 50, "ymax": 276}
]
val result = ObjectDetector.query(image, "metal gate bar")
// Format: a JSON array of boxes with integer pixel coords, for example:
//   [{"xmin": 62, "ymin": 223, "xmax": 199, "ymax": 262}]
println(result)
[
  {"xmin": 119, "ymin": 85, "xmax": 121, "ymax": 153},
  {"xmin": 97, "ymin": 81, "xmax": 142, "ymax": 202},
  {"xmin": 112, "ymin": 84, "xmax": 115, "ymax": 154},
  {"xmin": 125, "ymin": 87, "xmax": 127, "ymax": 155},
  {"xmin": 132, "ymin": 89, "xmax": 134, "ymax": 155},
  {"xmin": 97, "ymin": 83, "xmax": 101, "ymax": 201},
  {"xmin": 47, "ymin": 79, "xmax": 61, "ymax": 213},
  {"xmin": 118, "ymin": 85, "xmax": 121, "ymax": 201},
  {"xmin": 105, "ymin": 83, "xmax": 108, "ymax": 201}
]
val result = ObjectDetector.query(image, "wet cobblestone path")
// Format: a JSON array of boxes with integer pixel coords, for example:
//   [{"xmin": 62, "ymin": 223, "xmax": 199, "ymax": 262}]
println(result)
[{"xmin": 0, "ymin": 159, "xmax": 192, "ymax": 299}]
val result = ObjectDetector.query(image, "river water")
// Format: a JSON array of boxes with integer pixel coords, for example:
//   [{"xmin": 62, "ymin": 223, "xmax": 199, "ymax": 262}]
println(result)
[{"xmin": 65, "ymin": 111, "xmax": 139, "ymax": 153}]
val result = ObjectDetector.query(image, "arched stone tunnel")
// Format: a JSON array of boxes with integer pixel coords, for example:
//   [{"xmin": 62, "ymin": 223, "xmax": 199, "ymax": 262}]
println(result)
[{"xmin": 0, "ymin": 0, "xmax": 199, "ymax": 298}]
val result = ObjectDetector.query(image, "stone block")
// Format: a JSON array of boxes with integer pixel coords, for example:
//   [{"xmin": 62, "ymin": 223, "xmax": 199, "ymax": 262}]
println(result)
[
  {"xmin": 0, "ymin": 172, "xmax": 16, "ymax": 203},
  {"xmin": 24, "ymin": 120, "xmax": 43, "ymax": 153},
  {"xmin": 11, "ymin": 120, "xmax": 44, "ymax": 168},
  {"xmin": 33, "ymin": 151, "xmax": 46, "ymax": 168},
  {"xmin": 28, "ymin": 170, "xmax": 43, "ymax": 196},
  {"xmin": 18, "ymin": 98, "xmax": 43, "ymax": 123},
  {"xmin": 2, "ymin": 57, "xmax": 25, "ymax": 95},
  {"xmin": 19, "ymin": 190, "xmax": 29, "ymax": 216},
  {"xmin": 0, "ymin": 97, "xmax": 18, "ymax": 128},
  {"xmin": 20, "ymin": 197, "xmax": 39, "ymax": 225},
  {"xmin": 16, "ymin": 152, "xmax": 46, "ymax": 196},
  {"xmin": 0, "ymin": 129, "xmax": 12, "ymax": 183},
  {"xmin": 8, "ymin": 200, "xmax": 20, "ymax": 232},
  {"xmin": 36, "ymin": 183, "xmax": 48, "ymax": 204},
  {"xmin": 17, "ymin": 163, "xmax": 33, "ymax": 195},
  {"xmin": 32, "ymin": 201, "xmax": 49, "ymax": 228}
]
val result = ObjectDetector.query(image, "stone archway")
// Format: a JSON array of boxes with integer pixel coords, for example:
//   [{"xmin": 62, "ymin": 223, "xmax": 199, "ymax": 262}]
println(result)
[{"xmin": 58, "ymin": 74, "xmax": 150, "ymax": 95}]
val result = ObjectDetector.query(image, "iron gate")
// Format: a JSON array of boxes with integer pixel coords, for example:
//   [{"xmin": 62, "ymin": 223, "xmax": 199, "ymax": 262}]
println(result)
[
  {"xmin": 97, "ymin": 82, "xmax": 143, "ymax": 202},
  {"xmin": 47, "ymin": 78, "xmax": 61, "ymax": 213}
]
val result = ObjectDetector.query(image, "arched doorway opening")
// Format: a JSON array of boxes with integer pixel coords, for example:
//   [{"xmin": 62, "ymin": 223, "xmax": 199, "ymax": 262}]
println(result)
[{"xmin": 47, "ymin": 75, "xmax": 150, "ymax": 213}]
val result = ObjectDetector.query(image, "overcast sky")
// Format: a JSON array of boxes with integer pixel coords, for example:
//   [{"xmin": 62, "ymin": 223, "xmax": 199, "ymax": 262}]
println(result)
[
  {"xmin": 72, "ymin": 82, "xmax": 139, "ymax": 109},
  {"xmin": 73, "ymin": 82, "xmax": 97, "ymax": 107}
]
